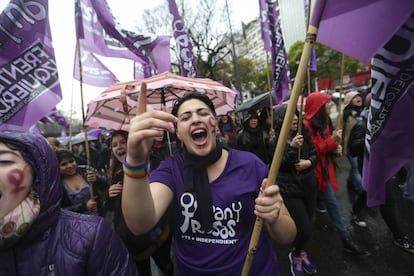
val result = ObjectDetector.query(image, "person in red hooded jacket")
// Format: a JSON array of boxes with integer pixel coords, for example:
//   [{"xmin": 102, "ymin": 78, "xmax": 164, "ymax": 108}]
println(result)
[{"xmin": 303, "ymin": 92, "xmax": 368, "ymax": 256}]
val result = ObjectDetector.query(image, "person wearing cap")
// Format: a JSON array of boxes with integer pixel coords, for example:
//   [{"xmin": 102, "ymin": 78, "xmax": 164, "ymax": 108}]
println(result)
[{"xmin": 304, "ymin": 92, "xmax": 368, "ymax": 256}]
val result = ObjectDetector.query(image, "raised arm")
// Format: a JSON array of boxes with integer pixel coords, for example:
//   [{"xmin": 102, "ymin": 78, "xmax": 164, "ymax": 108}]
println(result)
[{"xmin": 122, "ymin": 83, "xmax": 177, "ymax": 234}]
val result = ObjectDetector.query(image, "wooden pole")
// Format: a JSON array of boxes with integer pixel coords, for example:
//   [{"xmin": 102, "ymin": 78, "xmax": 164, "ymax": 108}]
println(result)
[
  {"xmin": 76, "ymin": 40, "xmax": 94, "ymax": 200},
  {"xmin": 241, "ymin": 22, "xmax": 318, "ymax": 276},
  {"xmin": 336, "ymin": 53, "xmax": 346, "ymax": 129},
  {"xmin": 298, "ymin": 0, "xmax": 312, "ymax": 160}
]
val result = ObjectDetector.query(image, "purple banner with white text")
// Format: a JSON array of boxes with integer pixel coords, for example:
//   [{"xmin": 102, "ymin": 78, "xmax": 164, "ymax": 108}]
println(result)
[
  {"xmin": 363, "ymin": 13, "xmax": 414, "ymax": 206},
  {"xmin": 0, "ymin": 0, "xmax": 62, "ymax": 131},
  {"xmin": 167, "ymin": 0, "xmax": 198, "ymax": 77},
  {"xmin": 73, "ymin": 50, "xmax": 119, "ymax": 87},
  {"xmin": 265, "ymin": 0, "xmax": 290, "ymax": 104}
]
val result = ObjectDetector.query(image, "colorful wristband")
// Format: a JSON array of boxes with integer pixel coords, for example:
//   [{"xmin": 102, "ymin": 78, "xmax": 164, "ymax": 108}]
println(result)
[{"xmin": 123, "ymin": 156, "xmax": 150, "ymax": 179}]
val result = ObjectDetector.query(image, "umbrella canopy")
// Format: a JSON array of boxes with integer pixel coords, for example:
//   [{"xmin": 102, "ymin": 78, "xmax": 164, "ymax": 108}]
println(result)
[
  {"xmin": 70, "ymin": 134, "xmax": 98, "ymax": 145},
  {"xmin": 236, "ymin": 92, "xmax": 275, "ymax": 113},
  {"xmin": 85, "ymin": 72, "xmax": 238, "ymax": 131}
]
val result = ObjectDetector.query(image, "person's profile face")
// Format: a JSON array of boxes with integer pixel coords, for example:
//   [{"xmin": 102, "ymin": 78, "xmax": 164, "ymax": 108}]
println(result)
[
  {"xmin": 0, "ymin": 142, "xmax": 33, "ymax": 218},
  {"xmin": 175, "ymin": 99, "xmax": 217, "ymax": 156}
]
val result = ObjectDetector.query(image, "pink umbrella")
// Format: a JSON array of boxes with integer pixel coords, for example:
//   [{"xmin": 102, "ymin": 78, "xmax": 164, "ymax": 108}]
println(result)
[{"xmin": 85, "ymin": 72, "xmax": 238, "ymax": 131}]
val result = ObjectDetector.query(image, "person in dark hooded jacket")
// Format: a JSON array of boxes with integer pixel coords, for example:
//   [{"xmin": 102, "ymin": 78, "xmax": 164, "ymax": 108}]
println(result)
[
  {"xmin": 273, "ymin": 104, "xmax": 318, "ymax": 275},
  {"xmin": 236, "ymin": 109, "xmax": 273, "ymax": 165},
  {"xmin": 0, "ymin": 131, "xmax": 138, "ymax": 275}
]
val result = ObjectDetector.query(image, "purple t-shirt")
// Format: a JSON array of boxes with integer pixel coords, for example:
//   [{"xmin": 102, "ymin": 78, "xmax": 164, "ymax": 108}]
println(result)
[{"xmin": 149, "ymin": 148, "xmax": 279, "ymax": 275}]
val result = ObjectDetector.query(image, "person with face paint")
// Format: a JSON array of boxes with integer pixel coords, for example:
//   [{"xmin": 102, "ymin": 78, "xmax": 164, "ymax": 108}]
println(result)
[
  {"xmin": 0, "ymin": 131, "xmax": 138, "ymax": 275},
  {"xmin": 122, "ymin": 92, "xmax": 296, "ymax": 275}
]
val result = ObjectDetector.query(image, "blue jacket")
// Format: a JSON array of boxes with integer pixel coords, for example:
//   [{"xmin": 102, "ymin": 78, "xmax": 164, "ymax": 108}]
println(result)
[{"xmin": 0, "ymin": 132, "xmax": 138, "ymax": 275}]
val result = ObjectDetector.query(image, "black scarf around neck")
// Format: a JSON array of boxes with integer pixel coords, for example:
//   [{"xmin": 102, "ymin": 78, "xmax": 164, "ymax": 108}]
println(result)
[{"xmin": 183, "ymin": 142, "xmax": 223, "ymax": 232}]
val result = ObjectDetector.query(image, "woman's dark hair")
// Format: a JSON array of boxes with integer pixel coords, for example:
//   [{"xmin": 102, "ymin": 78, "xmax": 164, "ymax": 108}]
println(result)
[
  {"xmin": 56, "ymin": 149, "xmax": 75, "ymax": 163},
  {"xmin": 108, "ymin": 130, "xmax": 128, "ymax": 184},
  {"xmin": 309, "ymin": 105, "xmax": 329, "ymax": 133},
  {"xmin": 171, "ymin": 92, "xmax": 216, "ymax": 117}
]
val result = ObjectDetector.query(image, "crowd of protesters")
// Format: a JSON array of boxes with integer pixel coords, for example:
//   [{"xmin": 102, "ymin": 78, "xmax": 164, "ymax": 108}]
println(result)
[{"xmin": 2, "ymin": 89, "xmax": 413, "ymax": 275}]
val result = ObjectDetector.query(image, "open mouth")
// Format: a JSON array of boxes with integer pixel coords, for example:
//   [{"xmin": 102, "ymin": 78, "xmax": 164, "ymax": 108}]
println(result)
[
  {"xmin": 191, "ymin": 128, "xmax": 208, "ymax": 145},
  {"xmin": 116, "ymin": 150, "xmax": 126, "ymax": 156}
]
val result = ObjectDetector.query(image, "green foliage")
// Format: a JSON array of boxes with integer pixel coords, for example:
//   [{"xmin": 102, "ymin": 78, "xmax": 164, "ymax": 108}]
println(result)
[{"xmin": 288, "ymin": 40, "xmax": 366, "ymax": 88}]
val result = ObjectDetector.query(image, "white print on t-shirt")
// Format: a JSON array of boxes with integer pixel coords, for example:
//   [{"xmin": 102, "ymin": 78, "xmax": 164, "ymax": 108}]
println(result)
[{"xmin": 180, "ymin": 192, "xmax": 242, "ymax": 239}]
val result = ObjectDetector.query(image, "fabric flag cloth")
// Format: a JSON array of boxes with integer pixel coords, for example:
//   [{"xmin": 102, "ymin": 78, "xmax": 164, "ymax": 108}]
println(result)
[
  {"xmin": 0, "ymin": 0, "xmax": 62, "ymax": 131},
  {"xmin": 89, "ymin": 0, "xmax": 171, "ymax": 75},
  {"xmin": 73, "ymin": 50, "xmax": 119, "ymax": 87},
  {"xmin": 167, "ymin": 0, "xmax": 198, "ymax": 77},
  {"xmin": 259, "ymin": 0, "xmax": 290, "ymax": 104},
  {"xmin": 74, "ymin": 0, "xmax": 171, "ymax": 81},
  {"xmin": 363, "ymin": 13, "xmax": 414, "ymax": 206},
  {"xmin": 230, "ymin": 81, "xmax": 241, "ymax": 105},
  {"xmin": 311, "ymin": 0, "xmax": 414, "ymax": 62}
]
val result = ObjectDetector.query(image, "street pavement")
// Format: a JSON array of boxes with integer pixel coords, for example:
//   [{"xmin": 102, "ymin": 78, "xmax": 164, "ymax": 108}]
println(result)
[{"xmin": 273, "ymin": 156, "xmax": 414, "ymax": 276}]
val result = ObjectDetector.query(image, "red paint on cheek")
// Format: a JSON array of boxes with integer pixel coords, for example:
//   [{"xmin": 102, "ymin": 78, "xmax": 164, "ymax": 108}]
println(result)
[
  {"xmin": 7, "ymin": 169, "xmax": 26, "ymax": 196},
  {"xmin": 208, "ymin": 116, "xmax": 217, "ymax": 134}
]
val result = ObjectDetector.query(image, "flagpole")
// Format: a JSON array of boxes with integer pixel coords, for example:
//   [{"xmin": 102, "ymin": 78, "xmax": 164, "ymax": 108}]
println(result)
[
  {"xmin": 336, "ymin": 53, "xmax": 346, "ymax": 129},
  {"xmin": 298, "ymin": 0, "xmax": 312, "ymax": 160},
  {"xmin": 76, "ymin": 40, "xmax": 95, "ymax": 200},
  {"xmin": 241, "ymin": 2, "xmax": 323, "ymax": 274}
]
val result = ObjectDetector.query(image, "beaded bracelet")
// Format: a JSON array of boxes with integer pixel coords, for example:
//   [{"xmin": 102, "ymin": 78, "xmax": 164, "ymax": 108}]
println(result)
[{"xmin": 123, "ymin": 156, "xmax": 150, "ymax": 179}]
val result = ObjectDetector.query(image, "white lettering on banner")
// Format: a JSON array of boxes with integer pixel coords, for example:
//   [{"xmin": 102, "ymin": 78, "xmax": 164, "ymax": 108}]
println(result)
[
  {"xmin": 0, "ymin": 1, "xmax": 47, "ymax": 46},
  {"xmin": 179, "ymin": 192, "xmax": 242, "ymax": 243},
  {"xmin": 0, "ymin": 42, "xmax": 59, "ymax": 123},
  {"xmin": 365, "ymin": 20, "xmax": 414, "ymax": 155},
  {"xmin": 172, "ymin": 19, "xmax": 196, "ymax": 77}
]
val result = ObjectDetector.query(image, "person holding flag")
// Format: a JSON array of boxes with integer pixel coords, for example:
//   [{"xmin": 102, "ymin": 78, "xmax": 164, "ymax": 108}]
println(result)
[{"xmin": 122, "ymin": 90, "xmax": 296, "ymax": 275}]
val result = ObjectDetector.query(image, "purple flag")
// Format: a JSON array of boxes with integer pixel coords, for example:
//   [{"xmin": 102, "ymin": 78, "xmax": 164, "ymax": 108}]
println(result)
[
  {"xmin": 363, "ymin": 14, "xmax": 414, "ymax": 206},
  {"xmin": 73, "ymin": 50, "xmax": 119, "ymax": 87},
  {"xmin": 264, "ymin": 0, "xmax": 290, "ymax": 104},
  {"xmin": 230, "ymin": 81, "xmax": 241, "ymax": 104},
  {"xmin": 75, "ymin": 0, "xmax": 148, "ymax": 65},
  {"xmin": 167, "ymin": 0, "xmax": 198, "ymax": 77},
  {"xmin": 148, "ymin": 35, "xmax": 172, "ymax": 75},
  {"xmin": 75, "ymin": 0, "xmax": 171, "ymax": 79},
  {"xmin": 89, "ymin": 0, "xmax": 171, "ymax": 74},
  {"xmin": 49, "ymin": 108, "xmax": 70, "ymax": 129},
  {"xmin": 259, "ymin": 0, "xmax": 271, "ymax": 52},
  {"xmin": 0, "ymin": 0, "xmax": 62, "ymax": 131},
  {"xmin": 311, "ymin": 0, "xmax": 414, "ymax": 62}
]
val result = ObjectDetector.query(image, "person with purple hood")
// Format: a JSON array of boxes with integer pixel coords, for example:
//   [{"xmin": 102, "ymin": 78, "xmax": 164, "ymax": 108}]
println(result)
[{"xmin": 0, "ymin": 131, "xmax": 138, "ymax": 275}]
